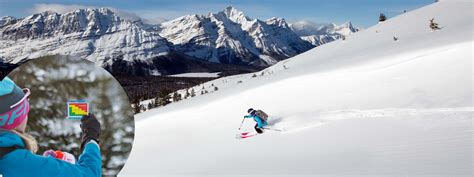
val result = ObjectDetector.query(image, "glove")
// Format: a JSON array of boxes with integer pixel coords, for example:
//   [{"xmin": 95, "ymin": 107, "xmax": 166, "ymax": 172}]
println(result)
[
  {"xmin": 43, "ymin": 149, "xmax": 56, "ymax": 157},
  {"xmin": 43, "ymin": 150, "xmax": 77, "ymax": 164},
  {"xmin": 80, "ymin": 114, "xmax": 101, "ymax": 151}
]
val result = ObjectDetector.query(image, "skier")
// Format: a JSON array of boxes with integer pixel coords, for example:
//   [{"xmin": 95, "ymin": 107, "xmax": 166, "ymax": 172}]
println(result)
[
  {"xmin": 429, "ymin": 18, "xmax": 441, "ymax": 30},
  {"xmin": 0, "ymin": 76, "xmax": 102, "ymax": 177},
  {"xmin": 244, "ymin": 108, "xmax": 269, "ymax": 134}
]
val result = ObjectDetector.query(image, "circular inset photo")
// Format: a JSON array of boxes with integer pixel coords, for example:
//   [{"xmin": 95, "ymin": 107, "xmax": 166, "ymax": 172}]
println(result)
[{"xmin": 1, "ymin": 55, "xmax": 135, "ymax": 176}]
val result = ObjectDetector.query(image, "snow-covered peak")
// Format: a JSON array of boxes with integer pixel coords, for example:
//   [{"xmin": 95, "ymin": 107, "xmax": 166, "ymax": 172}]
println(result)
[
  {"xmin": 22, "ymin": 11, "xmax": 60, "ymax": 24},
  {"xmin": 0, "ymin": 16, "xmax": 16, "ymax": 21},
  {"xmin": 0, "ymin": 16, "xmax": 17, "ymax": 26},
  {"xmin": 38, "ymin": 10, "xmax": 59, "ymax": 17},
  {"xmin": 291, "ymin": 20, "xmax": 359, "ymax": 46},
  {"xmin": 164, "ymin": 14, "xmax": 202, "ymax": 25},
  {"xmin": 67, "ymin": 7, "xmax": 115, "ymax": 15},
  {"xmin": 266, "ymin": 17, "xmax": 290, "ymax": 29},
  {"xmin": 291, "ymin": 20, "xmax": 330, "ymax": 36},
  {"xmin": 0, "ymin": 7, "xmax": 170, "ymax": 64},
  {"xmin": 65, "ymin": 7, "xmax": 122, "ymax": 24},
  {"xmin": 0, "ymin": 7, "xmax": 132, "ymax": 40},
  {"xmin": 291, "ymin": 20, "xmax": 358, "ymax": 36},
  {"xmin": 159, "ymin": 6, "xmax": 313, "ymax": 66},
  {"xmin": 334, "ymin": 21, "xmax": 359, "ymax": 36},
  {"xmin": 337, "ymin": 21, "xmax": 354, "ymax": 29},
  {"xmin": 219, "ymin": 6, "xmax": 251, "ymax": 24}
]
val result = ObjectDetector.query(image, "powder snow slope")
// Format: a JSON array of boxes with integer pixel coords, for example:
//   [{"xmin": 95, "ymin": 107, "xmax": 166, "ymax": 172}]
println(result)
[{"xmin": 120, "ymin": 1, "xmax": 473, "ymax": 177}]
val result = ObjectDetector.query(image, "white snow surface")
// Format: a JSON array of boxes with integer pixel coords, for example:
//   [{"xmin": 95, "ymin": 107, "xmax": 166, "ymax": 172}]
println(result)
[{"xmin": 120, "ymin": 1, "xmax": 473, "ymax": 177}]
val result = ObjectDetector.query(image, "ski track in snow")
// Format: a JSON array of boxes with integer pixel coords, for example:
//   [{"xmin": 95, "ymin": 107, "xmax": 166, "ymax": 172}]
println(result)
[{"xmin": 268, "ymin": 107, "xmax": 474, "ymax": 134}]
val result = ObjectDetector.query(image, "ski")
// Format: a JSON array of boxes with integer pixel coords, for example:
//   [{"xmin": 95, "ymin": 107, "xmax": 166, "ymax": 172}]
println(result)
[
  {"xmin": 262, "ymin": 127, "xmax": 283, "ymax": 132},
  {"xmin": 240, "ymin": 133, "xmax": 258, "ymax": 139},
  {"xmin": 235, "ymin": 132, "xmax": 258, "ymax": 139},
  {"xmin": 240, "ymin": 132, "xmax": 250, "ymax": 136}
]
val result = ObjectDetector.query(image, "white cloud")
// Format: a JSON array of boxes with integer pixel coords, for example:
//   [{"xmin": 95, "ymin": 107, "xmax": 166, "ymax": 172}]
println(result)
[
  {"xmin": 30, "ymin": 4, "xmax": 95, "ymax": 14},
  {"xmin": 111, "ymin": 8, "xmax": 142, "ymax": 22}
]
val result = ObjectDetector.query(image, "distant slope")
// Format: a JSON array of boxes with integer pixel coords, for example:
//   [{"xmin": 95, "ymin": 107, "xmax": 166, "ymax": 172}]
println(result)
[
  {"xmin": 105, "ymin": 51, "xmax": 263, "ymax": 76},
  {"xmin": 120, "ymin": 1, "xmax": 473, "ymax": 177},
  {"xmin": 291, "ymin": 20, "xmax": 359, "ymax": 46}
]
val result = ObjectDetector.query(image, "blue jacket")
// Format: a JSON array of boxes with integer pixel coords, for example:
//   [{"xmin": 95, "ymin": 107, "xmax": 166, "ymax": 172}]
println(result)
[
  {"xmin": 244, "ymin": 114, "xmax": 268, "ymax": 128},
  {"xmin": 0, "ymin": 131, "xmax": 102, "ymax": 177}
]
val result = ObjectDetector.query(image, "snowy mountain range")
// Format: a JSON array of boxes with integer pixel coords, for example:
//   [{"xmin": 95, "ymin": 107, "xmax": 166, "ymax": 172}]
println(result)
[
  {"xmin": 291, "ymin": 20, "xmax": 359, "ymax": 46},
  {"xmin": 0, "ymin": 6, "xmax": 358, "ymax": 74},
  {"xmin": 0, "ymin": 8, "xmax": 170, "ymax": 65},
  {"xmin": 158, "ymin": 6, "xmax": 315, "ymax": 66}
]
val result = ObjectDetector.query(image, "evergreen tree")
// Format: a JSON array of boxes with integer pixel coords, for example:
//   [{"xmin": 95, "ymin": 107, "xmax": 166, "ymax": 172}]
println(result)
[
  {"xmin": 184, "ymin": 90, "xmax": 190, "ymax": 99},
  {"xmin": 379, "ymin": 13, "xmax": 387, "ymax": 22},
  {"xmin": 150, "ymin": 100, "xmax": 155, "ymax": 107},
  {"xmin": 172, "ymin": 92, "xmax": 181, "ymax": 102},
  {"xmin": 133, "ymin": 102, "xmax": 141, "ymax": 114},
  {"xmin": 147, "ymin": 102, "xmax": 153, "ymax": 110},
  {"xmin": 153, "ymin": 96, "xmax": 160, "ymax": 107},
  {"xmin": 157, "ymin": 89, "xmax": 172, "ymax": 106},
  {"xmin": 191, "ymin": 88, "xmax": 196, "ymax": 97},
  {"xmin": 140, "ymin": 104, "xmax": 146, "ymax": 112}
]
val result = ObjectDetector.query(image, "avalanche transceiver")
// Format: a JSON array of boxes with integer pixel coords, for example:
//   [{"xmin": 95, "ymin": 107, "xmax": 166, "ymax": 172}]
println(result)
[{"xmin": 67, "ymin": 100, "xmax": 89, "ymax": 120}]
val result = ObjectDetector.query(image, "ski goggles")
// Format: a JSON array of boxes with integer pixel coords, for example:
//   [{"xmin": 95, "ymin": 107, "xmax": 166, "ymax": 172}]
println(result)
[{"xmin": 0, "ymin": 88, "xmax": 30, "ymax": 130}]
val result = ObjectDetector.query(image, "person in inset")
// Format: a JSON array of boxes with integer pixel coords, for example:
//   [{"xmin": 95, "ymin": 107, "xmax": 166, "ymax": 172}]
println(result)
[
  {"xmin": 244, "ymin": 108, "xmax": 269, "ymax": 134},
  {"xmin": 0, "ymin": 76, "xmax": 102, "ymax": 177}
]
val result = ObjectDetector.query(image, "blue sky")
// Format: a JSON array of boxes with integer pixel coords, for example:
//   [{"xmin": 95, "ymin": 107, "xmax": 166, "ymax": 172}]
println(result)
[{"xmin": 0, "ymin": 0, "xmax": 434, "ymax": 27}]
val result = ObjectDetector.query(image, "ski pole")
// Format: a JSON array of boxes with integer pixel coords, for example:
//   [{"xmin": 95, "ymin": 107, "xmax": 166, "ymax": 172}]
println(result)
[
  {"xmin": 263, "ymin": 127, "xmax": 283, "ymax": 132},
  {"xmin": 238, "ymin": 117, "xmax": 245, "ymax": 130}
]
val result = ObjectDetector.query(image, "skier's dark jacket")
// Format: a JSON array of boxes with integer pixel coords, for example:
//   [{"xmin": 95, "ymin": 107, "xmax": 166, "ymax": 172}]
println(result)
[{"xmin": 0, "ymin": 130, "xmax": 101, "ymax": 177}]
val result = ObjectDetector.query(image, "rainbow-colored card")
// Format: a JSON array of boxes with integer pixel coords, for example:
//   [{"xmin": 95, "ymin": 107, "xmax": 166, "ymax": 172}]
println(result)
[{"xmin": 67, "ymin": 100, "xmax": 89, "ymax": 120}]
